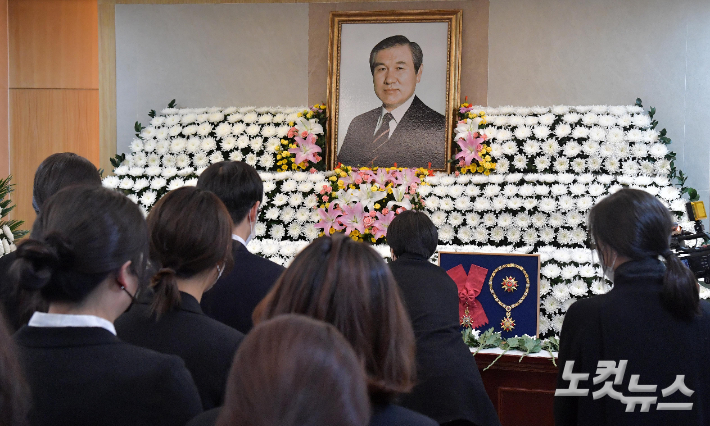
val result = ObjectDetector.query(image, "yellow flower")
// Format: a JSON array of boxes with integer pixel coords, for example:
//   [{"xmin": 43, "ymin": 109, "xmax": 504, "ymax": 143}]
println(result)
[
  {"xmin": 289, "ymin": 121, "xmax": 294, "ymax": 127},
  {"xmin": 487, "ymin": 146, "xmax": 492, "ymax": 153},
  {"xmin": 374, "ymin": 203, "xmax": 381, "ymax": 209},
  {"xmin": 480, "ymin": 110, "xmax": 486, "ymax": 116},
  {"xmin": 485, "ymin": 155, "xmax": 491, "ymax": 162},
  {"xmin": 480, "ymin": 120, "xmax": 487, "ymax": 125},
  {"xmin": 371, "ymin": 237, "xmax": 376, "ymax": 243},
  {"xmin": 329, "ymin": 228, "xmax": 335, "ymax": 235},
  {"xmin": 277, "ymin": 155, "xmax": 282, "ymax": 160},
  {"xmin": 352, "ymin": 230, "xmax": 360, "ymax": 237},
  {"xmin": 283, "ymin": 152, "xmax": 290, "ymax": 157},
  {"xmin": 281, "ymin": 139, "xmax": 288, "ymax": 145},
  {"xmin": 329, "ymin": 176, "xmax": 337, "ymax": 181},
  {"xmin": 291, "ymin": 164, "xmax": 297, "ymax": 170},
  {"xmin": 477, "ymin": 166, "xmax": 484, "ymax": 173},
  {"xmin": 281, "ymin": 165, "xmax": 288, "ymax": 170},
  {"xmin": 484, "ymin": 170, "xmax": 490, "ymax": 175},
  {"xmin": 349, "ymin": 184, "xmax": 356, "ymax": 190},
  {"xmin": 337, "ymin": 180, "xmax": 344, "ymax": 187},
  {"xmin": 297, "ymin": 112, "xmax": 303, "ymax": 117},
  {"xmin": 306, "ymin": 111, "xmax": 314, "ymax": 118},
  {"xmin": 387, "ymin": 188, "xmax": 393, "ymax": 194},
  {"xmin": 322, "ymin": 105, "xmax": 327, "ymax": 110},
  {"xmin": 325, "ymin": 202, "xmax": 330, "ymax": 208},
  {"xmin": 339, "ymin": 171, "xmax": 347, "ymax": 178}
]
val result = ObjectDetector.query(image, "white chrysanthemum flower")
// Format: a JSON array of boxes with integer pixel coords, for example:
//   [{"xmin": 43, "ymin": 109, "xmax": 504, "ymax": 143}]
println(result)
[
  {"xmin": 261, "ymin": 125, "xmax": 277, "ymax": 138},
  {"xmin": 242, "ymin": 112, "xmax": 258, "ymax": 123},
  {"xmin": 566, "ymin": 211, "xmax": 584, "ymax": 227},
  {"xmin": 539, "ymin": 278, "xmax": 552, "ymax": 295},
  {"xmin": 249, "ymin": 137, "xmax": 264, "ymax": 152},
  {"xmin": 272, "ymin": 193, "xmax": 288, "ymax": 206},
  {"xmin": 522, "ymin": 229, "xmax": 537, "ymax": 245},
  {"xmin": 270, "ymin": 225, "xmax": 286, "ymax": 241},
  {"xmin": 448, "ymin": 212, "xmax": 464, "ymax": 227},
  {"xmin": 288, "ymin": 193, "xmax": 304, "ymax": 208},
  {"xmin": 491, "ymin": 196, "xmax": 507, "ymax": 211},
  {"xmin": 482, "ymin": 213, "xmax": 497, "ymax": 227},
  {"xmin": 193, "ymin": 152, "xmax": 209, "ymax": 167},
  {"xmin": 591, "ymin": 280, "xmax": 610, "ymax": 295},
  {"xmin": 561, "ymin": 298, "xmax": 577, "ymax": 312},
  {"xmin": 235, "ymin": 135, "xmax": 250, "ymax": 149},
  {"xmin": 489, "ymin": 226, "xmax": 505, "ymax": 242},
  {"xmin": 539, "ymin": 139, "xmax": 558, "ymax": 156},
  {"xmin": 539, "ymin": 227, "xmax": 555, "ymax": 243},
  {"xmin": 183, "ymin": 137, "xmax": 198, "ymax": 153},
  {"xmin": 139, "ymin": 190, "xmax": 157, "ymax": 207},
  {"xmin": 543, "ymin": 296, "xmax": 561, "ymax": 313},
  {"xmin": 655, "ymin": 159, "xmax": 671, "ymax": 174},
  {"xmin": 196, "ymin": 123, "xmax": 211, "ymax": 136},
  {"xmin": 548, "ymin": 213, "xmax": 565, "ymax": 228},
  {"xmin": 538, "ymin": 112, "xmax": 554, "ymax": 124},
  {"xmin": 132, "ymin": 178, "xmax": 149, "ymax": 191},
  {"xmin": 433, "ymin": 186, "xmax": 448, "ymax": 197},
  {"xmin": 167, "ymin": 178, "xmax": 185, "ymax": 191},
  {"xmin": 294, "ymin": 208, "xmax": 311, "ymax": 224},
  {"xmin": 625, "ymin": 128, "xmax": 643, "ymax": 143},
  {"xmin": 167, "ymin": 125, "xmax": 182, "ymax": 138},
  {"xmin": 523, "ymin": 116, "xmax": 538, "ymax": 126},
  {"xmin": 145, "ymin": 166, "xmax": 161, "ymax": 177},
  {"xmin": 209, "ymin": 152, "xmax": 225, "ymax": 164},
  {"xmin": 598, "ymin": 114, "xmax": 616, "ymax": 127},
  {"xmin": 551, "ymin": 314, "xmax": 566, "ymax": 333},
  {"xmin": 262, "ymin": 181, "xmax": 277, "ymax": 193},
  {"xmin": 245, "ymin": 153, "xmax": 258, "ymax": 166},
  {"xmin": 515, "ymin": 107, "xmax": 531, "ymax": 115},
  {"xmin": 440, "ymin": 197, "xmax": 455, "ymax": 211},
  {"xmin": 558, "ymin": 195, "xmax": 576, "ymax": 211},
  {"xmin": 578, "ymin": 264, "xmax": 596, "ymax": 278},
  {"xmin": 581, "ymin": 113, "xmax": 598, "ymax": 125},
  {"xmin": 196, "ymin": 114, "xmax": 209, "ymax": 123},
  {"xmin": 227, "ymin": 114, "xmax": 243, "ymax": 124},
  {"xmin": 230, "ymin": 123, "xmax": 247, "ymax": 136},
  {"xmin": 561, "ymin": 265, "xmax": 578, "ymax": 280},
  {"xmin": 214, "ymin": 123, "xmax": 232, "ymax": 139},
  {"xmin": 497, "ymin": 213, "xmax": 514, "ymax": 228},
  {"xmin": 604, "ymin": 158, "xmax": 621, "ymax": 173},
  {"xmin": 552, "ymin": 105, "xmax": 570, "ymax": 115},
  {"xmin": 281, "ymin": 180, "xmax": 298, "ymax": 192},
  {"xmin": 228, "ymin": 151, "xmax": 243, "ymax": 162},
  {"xmin": 533, "ymin": 125, "xmax": 551, "ymax": 139},
  {"xmin": 492, "ymin": 115, "xmax": 509, "ymax": 126},
  {"xmin": 155, "ymin": 141, "xmax": 169, "ymax": 155},
  {"xmin": 297, "ymin": 181, "xmax": 314, "ymax": 193},
  {"xmin": 132, "ymin": 152, "xmax": 148, "ymax": 167},
  {"xmin": 182, "ymin": 125, "xmax": 199, "ymax": 136},
  {"xmin": 119, "ymin": 178, "xmax": 134, "ymax": 190},
  {"xmin": 200, "ymin": 137, "xmax": 217, "ymax": 152},
  {"xmin": 141, "ymin": 140, "xmax": 156, "ymax": 153},
  {"xmin": 426, "ymin": 196, "xmax": 440, "ymax": 210},
  {"xmin": 512, "ymin": 155, "xmax": 528, "ymax": 170},
  {"xmin": 541, "ymin": 263, "xmax": 562, "ymax": 279},
  {"xmin": 553, "ymin": 158, "xmax": 570, "ymax": 173},
  {"xmin": 430, "ymin": 211, "xmax": 447, "ymax": 227},
  {"xmin": 465, "ymin": 213, "xmax": 480, "ymax": 226},
  {"xmin": 569, "ymin": 126, "xmax": 588, "ymax": 139},
  {"xmin": 456, "ymin": 227, "xmax": 474, "ymax": 243},
  {"xmin": 280, "ymin": 207, "xmax": 296, "ymax": 223},
  {"xmin": 287, "ymin": 223, "xmax": 303, "ymax": 239},
  {"xmin": 276, "ymin": 125, "xmax": 290, "ymax": 138},
  {"xmin": 493, "ymin": 129, "xmax": 512, "ymax": 142},
  {"xmin": 246, "ymin": 124, "xmax": 261, "ymax": 137},
  {"xmin": 535, "ymin": 185, "xmax": 551, "ymax": 196},
  {"xmin": 513, "ymin": 126, "xmax": 532, "ymax": 140},
  {"xmin": 168, "ymin": 138, "xmax": 185, "ymax": 154},
  {"xmin": 649, "ymin": 143, "xmax": 668, "ymax": 158},
  {"xmin": 219, "ymin": 137, "xmax": 236, "ymax": 152},
  {"xmin": 502, "ymin": 184, "xmax": 518, "ymax": 198},
  {"xmin": 102, "ymin": 176, "xmax": 120, "ymax": 189},
  {"xmin": 632, "ymin": 114, "xmax": 652, "ymax": 128},
  {"xmin": 570, "ymin": 159, "xmax": 586, "ymax": 173},
  {"xmin": 438, "ymin": 225, "xmax": 455, "ymax": 243},
  {"xmin": 562, "ymin": 112, "xmax": 581, "ymax": 123},
  {"xmin": 264, "ymin": 207, "xmax": 280, "ymax": 221},
  {"xmin": 258, "ymin": 114, "xmax": 273, "ymax": 125},
  {"xmin": 472, "ymin": 228, "xmax": 488, "ymax": 243},
  {"xmin": 659, "ymin": 186, "xmax": 680, "ymax": 201},
  {"xmin": 562, "ymin": 142, "xmax": 582, "ymax": 158},
  {"xmin": 506, "ymin": 227, "xmax": 522, "ymax": 243},
  {"xmin": 622, "ymin": 161, "xmax": 639, "ymax": 176},
  {"xmin": 495, "ymin": 158, "xmax": 510, "ymax": 174},
  {"xmin": 161, "ymin": 155, "xmax": 176, "ymax": 168},
  {"xmin": 149, "ymin": 177, "xmax": 166, "ymax": 190},
  {"xmin": 530, "ymin": 213, "xmax": 546, "ymax": 228},
  {"xmin": 499, "ymin": 141, "xmax": 517, "ymax": 156}
]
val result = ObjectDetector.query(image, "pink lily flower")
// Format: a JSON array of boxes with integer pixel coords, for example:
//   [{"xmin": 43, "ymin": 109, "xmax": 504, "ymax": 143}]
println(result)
[
  {"xmin": 372, "ymin": 210, "xmax": 395, "ymax": 240},
  {"xmin": 455, "ymin": 132, "xmax": 484, "ymax": 166},
  {"xmin": 314, "ymin": 204, "xmax": 344, "ymax": 235},
  {"xmin": 338, "ymin": 202, "xmax": 366, "ymax": 235},
  {"xmin": 289, "ymin": 133, "xmax": 322, "ymax": 165},
  {"xmin": 392, "ymin": 168, "xmax": 420, "ymax": 188}
]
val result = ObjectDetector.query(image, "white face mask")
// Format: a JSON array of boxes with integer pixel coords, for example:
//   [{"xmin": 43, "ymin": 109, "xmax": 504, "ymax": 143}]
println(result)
[
  {"xmin": 245, "ymin": 214, "xmax": 256, "ymax": 246},
  {"xmin": 602, "ymin": 252, "xmax": 618, "ymax": 282}
]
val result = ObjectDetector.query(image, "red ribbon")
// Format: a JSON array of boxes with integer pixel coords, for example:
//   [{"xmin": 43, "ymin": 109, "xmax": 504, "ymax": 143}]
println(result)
[{"xmin": 447, "ymin": 264, "xmax": 489, "ymax": 329}]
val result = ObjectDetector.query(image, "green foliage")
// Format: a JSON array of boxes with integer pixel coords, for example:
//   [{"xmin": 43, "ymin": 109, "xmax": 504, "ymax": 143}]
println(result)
[
  {"xmin": 168, "ymin": 99, "xmax": 177, "ymax": 108},
  {"xmin": 0, "ymin": 176, "xmax": 28, "ymax": 244},
  {"xmin": 462, "ymin": 327, "xmax": 559, "ymax": 368},
  {"xmin": 110, "ymin": 153, "xmax": 127, "ymax": 169},
  {"xmin": 148, "ymin": 110, "xmax": 156, "ymax": 118},
  {"xmin": 134, "ymin": 121, "xmax": 145, "ymax": 137}
]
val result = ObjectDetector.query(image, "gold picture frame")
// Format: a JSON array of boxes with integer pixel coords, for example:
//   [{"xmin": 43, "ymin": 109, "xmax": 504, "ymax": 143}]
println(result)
[{"xmin": 326, "ymin": 10, "xmax": 462, "ymax": 172}]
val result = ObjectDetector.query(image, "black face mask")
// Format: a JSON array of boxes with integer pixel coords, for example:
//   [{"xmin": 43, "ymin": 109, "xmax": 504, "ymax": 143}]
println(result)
[{"xmin": 120, "ymin": 285, "xmax": 139, "ymax": 313}]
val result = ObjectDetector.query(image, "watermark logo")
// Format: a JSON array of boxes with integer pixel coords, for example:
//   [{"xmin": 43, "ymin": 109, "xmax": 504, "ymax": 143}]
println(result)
[{"xmin": 555, "ymin": 360, "xmax": 694, "ymax": 412}]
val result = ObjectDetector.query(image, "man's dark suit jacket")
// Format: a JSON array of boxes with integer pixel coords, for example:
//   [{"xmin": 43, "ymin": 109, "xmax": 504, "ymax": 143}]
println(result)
[
  {"xmin": 338, "ymin": 95, "xmax": 446, "ymax": 169},
  {"xmin": 555, "ymin": 258, "xmax": 710, "ymax": 426},
  {"xmin": 389, "ymin": 253, "xmax": 501, "ymax": 426},
  {"xmin": 115, "ymin": 292, "xmax": 244, "ymax": 410},
  {"xmin": 14, "ymin": 325, "xmax": 202, "ymax": 426},
  {"xmin": 200, "ymin": 241, "xmax": 284, "ymax": 334}
]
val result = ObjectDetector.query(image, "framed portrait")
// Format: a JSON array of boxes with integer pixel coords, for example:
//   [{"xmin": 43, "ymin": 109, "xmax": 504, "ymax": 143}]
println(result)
[
  {"xmin": 439, "ymin": 252, "xmax": 541, "ymax": 339},
  {"xmin": 326, "ymin": 10, "xmax": 462, "ymax": 172}
]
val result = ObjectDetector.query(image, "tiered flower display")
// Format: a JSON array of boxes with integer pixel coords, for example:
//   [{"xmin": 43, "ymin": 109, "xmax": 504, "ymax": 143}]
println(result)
[
  {"xmin": 314, "ymin": 166, "xmax": 429, "ymax": 243},
  {"xmin": 104, "ymin": 100, "xmax": 706, "ymax": 339},
  {"xmin": 275, "ymin": 105, "xmax": 327, "ymax": 172}
]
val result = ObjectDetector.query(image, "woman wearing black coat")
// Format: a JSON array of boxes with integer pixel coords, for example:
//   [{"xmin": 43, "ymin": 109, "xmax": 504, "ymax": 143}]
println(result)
[
  {"xmin": 10, "ymin": 186, "xmax": 202, "ymax": 426},
  {"xmin": 116, "ymin": 186, "xmax": 244, "ymax": 410},
  {"xmin": 555, "ymin": 188, "xmax": 710, "ymax": 425},
  {"xmin": 386, "ymin": 211, "xmax": 501, "ymax": 426}
]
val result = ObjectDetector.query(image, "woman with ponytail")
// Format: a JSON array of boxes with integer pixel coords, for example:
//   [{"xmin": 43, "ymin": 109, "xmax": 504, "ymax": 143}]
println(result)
[
  {"xmin": 555, "ymin": 188, "xmax": 710, "ymax": 425},
  {"xmin": 115, "ymin": 186, "xmax": 244, "ymax": 410},
  {"xmin": 11, "ymin": 185, "xmax": 202, "ymax": 426}
]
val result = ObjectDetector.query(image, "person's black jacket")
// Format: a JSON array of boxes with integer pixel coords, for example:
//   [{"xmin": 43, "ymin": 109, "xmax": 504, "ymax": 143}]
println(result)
[
  {"xmin": 115, "ymin": 292, "xmax": 244, "ymax": 410},
  {"xmin": 200, "ymin": 241, "xmax": 284, "ymax": 334},
  {"xmin": 338, "ymin": 96, "xmax": 446, "ymax": 169},
  {"xmin": 14, "ymin": 325, "xmax": 202, "ymax": 426},
  {"xmin": 389, "ymin": 253, "xmax": 501, "ymax": 426},
  {"xmin": 555, "ymin": 257, "xmax": 710, "ymax": 425}
]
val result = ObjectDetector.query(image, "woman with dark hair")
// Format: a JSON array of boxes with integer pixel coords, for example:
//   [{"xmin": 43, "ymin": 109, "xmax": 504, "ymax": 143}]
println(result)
[
  {"xmin": 387, "ymin": 210, "xmax": 501, "ymax": 426},
  {"xmin": 0, "ymin": 152, "xmax": 102, "ymax": 332},
  {"xmin": 204, "ymin": 314, "xmax": 371, "ymax": 426},
  {"xmin": 116, "ymin": 186, "xmax": 244, "ymax": 410},
  {"xmin": 555, "ymin": 188, "xmax": 710, "ymax": 425},
  {"xmin": 0, "ymin": 309, "xmax": 30, "ymax": 426},
  {"xmin": 11, "ymin": 185, "xmax": 202, "ymax": 426},
  {"xmin": 253, "ymin": 233, "xmax": 437, "ymax": 426}
]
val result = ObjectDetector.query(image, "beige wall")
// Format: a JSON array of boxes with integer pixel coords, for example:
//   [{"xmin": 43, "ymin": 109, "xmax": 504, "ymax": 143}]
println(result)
[
  {"xmin": 488, "ymin": 0, "xmax": 710, "ymax": 208},
  {"xmin": 9, "ymin": 0, "xmax": 99, "ymax": 229}
]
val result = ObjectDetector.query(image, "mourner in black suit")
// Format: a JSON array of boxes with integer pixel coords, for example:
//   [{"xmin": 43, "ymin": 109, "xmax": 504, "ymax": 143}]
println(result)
[
  {"xmin": 387, "ymin": 211, "xmax": 501, "ymax": 426},
  {"xmin": 555, "ymin": 189, "xmax": 710, "ymax": 426},
  {"xmin": 9, "ymin": 185, "xmax": 203, "ymax": 426},
  {"xmin": 0, "ymin": 152, "xmax": 101, "ymax": 332},
  {"xmin": 201, "ymin": 239, "xmax": 284, "ymax": 333},
  {"xmin": 15, "ymin": 325, "xmax": 202, "ymax": 426},
  {"xmin": 337, "ymin": 35, "xmax": 446, "ymax": 169},
  {"xmin": 116, "ymin": 291, "xmax": 244, "ymax": 410},
  {"xmin": 115, "ymin": 186, "xmax": 245, "ymax": 410},
  {"xmin": 197, "ymin": 161, "xmax": 284, "ymax": 334}
]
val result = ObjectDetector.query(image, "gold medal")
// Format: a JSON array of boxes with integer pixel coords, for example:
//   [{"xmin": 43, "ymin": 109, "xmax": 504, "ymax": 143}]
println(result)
[{"xmin": 489, "ymin": 263, "xmax": 530, "ymax": 332}]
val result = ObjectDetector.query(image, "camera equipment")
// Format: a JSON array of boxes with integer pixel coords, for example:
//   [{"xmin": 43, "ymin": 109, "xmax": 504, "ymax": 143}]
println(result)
[{"xmin": 670, "ymin": 201, "xmax": 710, "ymax": 285}]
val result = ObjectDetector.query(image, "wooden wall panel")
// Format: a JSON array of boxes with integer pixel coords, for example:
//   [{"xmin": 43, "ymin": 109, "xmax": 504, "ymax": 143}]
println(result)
[
  {"xmin": 0, "ymin": 0, "xmax": 8, "ymax": 177},
  {"xmin": 98, "ymin": 3, "xmax": 115, "ymax": 174},
  {"xmin": 9, "ymin": 88, "xmax": 99, "ymax": 225},
  {"xmin": 9, "ymin": 0, "xmax": 98, "ymax": 89}
]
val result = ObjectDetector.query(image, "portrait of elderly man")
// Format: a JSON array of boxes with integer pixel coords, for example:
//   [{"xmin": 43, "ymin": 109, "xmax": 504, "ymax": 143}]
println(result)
[{"xmin": 337, "ymin": 35, "xmax": 447, "ymax": 169}]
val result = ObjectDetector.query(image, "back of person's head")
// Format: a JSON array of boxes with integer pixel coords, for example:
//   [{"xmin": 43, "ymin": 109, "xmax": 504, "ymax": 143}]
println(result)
[
  {"xmin": 253, "ymin": 233, "xmax": 415, "ymax": 403},
  {"xmin": 387, "ymin": 210, "xmax": 438, "ymax": 258},
  {"xmin": 11, "ymin": 186, "xmax": 149, "ymax": 303},
  {"xmin": 0, "ymin": 309, "xmax": 30, "ymax": 426},
  {"xmin": 196, "ymin": 161, "xmax": 263, "ymax": 225},
  {"xmin": 216, "ymin": 314, "xmax": 370, "ymax": 426},
  {"xmin": 147, "ymin": 186, "xmax": 233, "ymax": 315},
  {"xmin": 32, "ymin": 153, "xmax": 101, "ymax": 213},
  {"xmin": 588, "ymin": 188, "xmax": 699, "ymax": 320}
]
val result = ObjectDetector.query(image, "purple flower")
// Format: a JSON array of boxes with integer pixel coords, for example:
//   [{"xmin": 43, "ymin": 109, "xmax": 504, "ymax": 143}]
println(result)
[
  {"xmin": 314, "ymin": 204, "xmax": 344, "ymax": 235},
  {"xmin": 372, "ymin": 210, "xmax": 395, "ymax": 240},
  {"xmin": 455, "ymin": 132, "xmax": 484, "ymax": 166},
  {"xmin": 289, "ymin": 133, "xmax": 322, "ymax": 165},
  {"xmin": 338, "ymin": 202, "xmax": 366, "ymax": 235}
]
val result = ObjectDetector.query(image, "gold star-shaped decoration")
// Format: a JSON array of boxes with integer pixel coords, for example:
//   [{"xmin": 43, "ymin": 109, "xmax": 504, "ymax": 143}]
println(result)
[
  {"xmin": 460, "ymin": 306, "xmax": 473, "ymax": 328},
  {"xmin": 501, "ymin": 276, "xmax": 518, "ymax": 293},
  {"xmin": 500, "ymin": 316, "xmax": 515, "ymax": 332}
]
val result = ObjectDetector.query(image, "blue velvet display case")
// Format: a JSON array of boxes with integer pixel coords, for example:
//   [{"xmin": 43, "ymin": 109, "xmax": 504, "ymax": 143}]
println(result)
[{"xmin": 439, "ymin": 252, "xmax": 541, "ymax": 339}]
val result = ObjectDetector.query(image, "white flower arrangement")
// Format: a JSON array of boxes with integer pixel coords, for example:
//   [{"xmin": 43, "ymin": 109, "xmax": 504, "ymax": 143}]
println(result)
[{"xmin": 106, "ymin": 102, "xmax": 700, "ymax": 338}]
